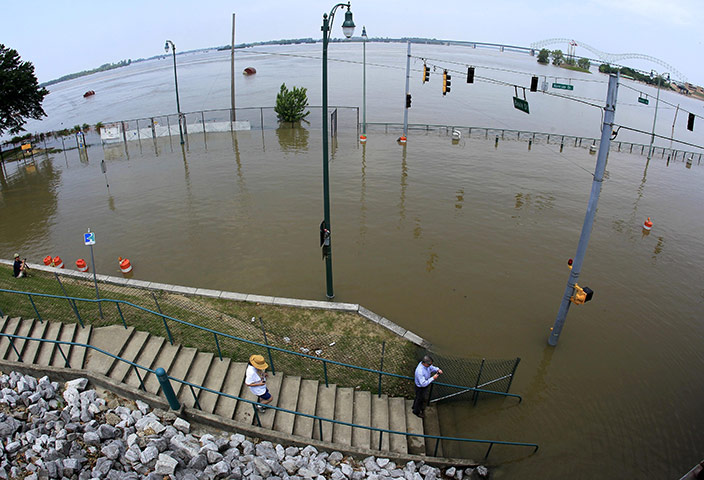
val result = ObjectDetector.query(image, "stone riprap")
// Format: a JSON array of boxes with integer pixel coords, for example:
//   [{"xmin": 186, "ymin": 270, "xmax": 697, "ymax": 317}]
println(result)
[{"xmin": 0, "ymin": 371, "xmax": 489, "ymax": 479}]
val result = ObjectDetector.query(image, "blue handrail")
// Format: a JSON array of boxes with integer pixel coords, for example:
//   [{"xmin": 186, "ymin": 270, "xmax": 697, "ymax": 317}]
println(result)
[
  {"xmin": 0, "ymin": 287, "xmax": 522, "ymax": 401},
  {"xmin": 0, "ymin": 331, "xmax": 539, "ymax": 459}
]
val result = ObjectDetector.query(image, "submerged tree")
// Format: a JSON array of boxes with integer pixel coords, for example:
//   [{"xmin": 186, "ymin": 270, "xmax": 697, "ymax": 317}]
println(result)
[
  {"xmin": 552, "ymin": 49, "xmax": 564, "ymax": 66},
  {"xmin": 274, "ymin": 83, "xmax": 310, "ymax": 122},
  {"xmin": 0, "ymin": 44, "xmax": 49, "ymax": 136},
  {"xmin": 537, "ymin": 48, "xmax": 550, "ymax": 64}
]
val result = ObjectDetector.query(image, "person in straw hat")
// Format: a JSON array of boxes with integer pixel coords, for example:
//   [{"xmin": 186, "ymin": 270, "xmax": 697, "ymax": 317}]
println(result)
[
  {"xmin": 245, "ymin": 354, "xmax": 273, "ymax": 412},
  {"xmin": 13, "ymin": 254, "xmax": 28, "ymax": 278}
]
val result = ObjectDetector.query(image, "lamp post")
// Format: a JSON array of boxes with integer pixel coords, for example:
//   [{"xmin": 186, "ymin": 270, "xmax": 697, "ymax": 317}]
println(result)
[
  {"xmin": 360, "ymin": 26, "xmax": 367, "ymax": 143},
  {"xmin": 647, "ymin": 70, "xmax": 669, "ymax": 160},
  {"xmin": 321, "ymin": 2, "xmax": 355, "ymax": 299},
  {"xmin": 164, "ymin": 40, "xmax": 185, "ymax": 145}
]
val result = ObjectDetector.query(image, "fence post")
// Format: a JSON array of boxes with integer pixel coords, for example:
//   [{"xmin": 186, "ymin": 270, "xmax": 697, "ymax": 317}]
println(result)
[
  {"xmin": 201, "ymin": 111, "xmax": 207, "ymax": 148},
  {"xmin": 136, "ymin": 119, "xmax": 141, "ymax": 143},
  {"xmin": 151, "ymin": 118, "xmax": 156, "ymax": 139},
  {"xmin": 258, "ymin": 317, "xmax": 275, "ymax": 375},
  {"xmin": 54, "ymin": 273, "xmax": 84, "ymax": 328},
  {"xmin": 505, "ymin": 357, "xmax": 521, "ymax": 394},
  {"xmin": 27, "ymin": 294, "xmax": 43, "ymax": 324},
  {"xmin": 378, "ymin": 341, "xmax": 386, "ymax": 398},
  {"xmin": 472, "ymin": 358, "xmax": 485, "ymax": 406},
  {"xmin": 156, "ymin": 367, "xmax": 181, "ymax": 410},
  {"xmin": 260, "ymin": 108, "xmax": 264, "ymax": 131},
  {"xmin": 152, "ymin": 293, "xmax": 173, "ymax": 345}
]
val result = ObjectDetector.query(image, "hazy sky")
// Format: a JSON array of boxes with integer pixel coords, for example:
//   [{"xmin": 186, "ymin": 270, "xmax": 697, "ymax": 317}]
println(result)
[{"xmin": 3, "ymin": 0, "xmax": 703, "ymax": 84}]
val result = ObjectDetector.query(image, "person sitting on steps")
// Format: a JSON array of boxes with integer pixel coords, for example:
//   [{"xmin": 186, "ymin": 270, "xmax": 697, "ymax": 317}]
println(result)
[
  {"xmin": 13, "ymin": 254, "xmax": 29, "ymax": 278},
  {"xmin": 245, "ymin": 354, "xmax": 273, "ymax": 413}
]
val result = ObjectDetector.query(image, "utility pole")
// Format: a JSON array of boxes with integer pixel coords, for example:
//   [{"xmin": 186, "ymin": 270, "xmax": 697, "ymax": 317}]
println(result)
[
  {"xmin": 402, "ymin": 41, "xmax": 411, "ymax": 140},
  {"xmin": 548, "ymin": 74, "xmax": 619, "ymax": 347},
  {"xmin": 647, "ymin": 72, "xmax": 668, "ymax": 160},
  {"xmin": 231, "ymin": 13, "xmax": 236, "ymax": 121}
]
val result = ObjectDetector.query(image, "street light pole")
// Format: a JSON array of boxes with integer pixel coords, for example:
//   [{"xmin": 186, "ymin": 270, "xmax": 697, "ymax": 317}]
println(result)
[
  {"xmin": 321, "ymin": 2, "xmax": 355, "ymax": 299},
  {"xmin": 647, "ymin": 70, "xmax": 668, "ymax": 160},
  {"xmin": 165, "ymin": 40, "xmax": 185, "ymax": 145},
  {"xmin": 361, "ymin": 26, "xmax": 367, "ymax": 142}
]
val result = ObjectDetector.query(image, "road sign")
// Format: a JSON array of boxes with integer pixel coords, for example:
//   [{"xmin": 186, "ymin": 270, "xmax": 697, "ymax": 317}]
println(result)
[
  {"xmin": 21, "ymin": 144, "xmax": 32, "ymax": 151},
  {"xmin": 552, "ymin": 83, "xmax": 574, "ymax": 91},
  {"xmin": 84, "ymin": 232, "xmax": 96, "ymax": 245},
  {"xmin": 513, "ymin": 96, "xmax": 530, "ymax": 114},
  {"xmin": 638, "ymin": 97, "xmax": 649, "ymax": 105}
]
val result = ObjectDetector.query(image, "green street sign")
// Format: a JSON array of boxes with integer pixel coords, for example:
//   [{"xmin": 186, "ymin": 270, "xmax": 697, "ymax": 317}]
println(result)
[
  {"xmin": 638, "ymin": 97, "xmax": 649, "ymax": 105},
  {"xmin": 552, "ymin": 83, "xmax": 574, "ymax": 90},
  {"xmin": 513, "ymin": 96, "xmax": 530, "ymax": 114}
]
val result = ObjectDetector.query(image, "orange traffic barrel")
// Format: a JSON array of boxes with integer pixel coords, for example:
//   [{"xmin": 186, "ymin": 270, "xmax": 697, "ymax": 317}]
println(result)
[
  {"xmin": 359, "ymin": 134, "xmax": 367, "ymax": 143},
  {"xmin": 118, "ymin": 257, "xmax": 133, "ymax": 273},
  {"xmin": 76, "ymin": 258, "xmax": 89, "ymax": 272},
  {"xmin": 43, "ymin": 255, "xmax": 53, "ymax": 266},
  {"xmin": 398, "ymin": 135, "xmax": 407, "ymax": 144},
  {"xmin": 53, "ymin": 256, "xmax": 64, "ymax": 268},
  {"xmin": 643, "ymin": 217, "xmax": 653, "ymax": 231}
]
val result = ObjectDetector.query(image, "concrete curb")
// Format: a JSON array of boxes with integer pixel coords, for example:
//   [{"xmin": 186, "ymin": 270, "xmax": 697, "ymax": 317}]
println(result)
[
  {"xmin": 0, "ymin": 259, "xmax": 431, "ymax": 349},
  {"xmin": 0, "ymin": 359, "xmax": 476, "ymax": 468}
]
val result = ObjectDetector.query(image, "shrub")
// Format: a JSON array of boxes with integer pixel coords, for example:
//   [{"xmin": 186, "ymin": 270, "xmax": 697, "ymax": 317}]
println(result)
[{"xmin": 274, "ymin": 83, "xmax": 310, "ymax": 122}]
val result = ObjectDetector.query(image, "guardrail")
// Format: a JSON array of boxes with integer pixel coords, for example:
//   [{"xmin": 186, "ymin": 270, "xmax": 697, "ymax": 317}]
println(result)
[
  {"xmin": 0, "ymin": 331, "xmax": 539, "ymax": 459},
  {"xmin": 0, "ymin": 288, "xmax": 522, "ymax": 402}
]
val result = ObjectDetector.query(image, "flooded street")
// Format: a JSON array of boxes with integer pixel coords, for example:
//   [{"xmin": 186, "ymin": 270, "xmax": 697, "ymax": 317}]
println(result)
[{"xmin": 1, "ymin": 43, "xmax": 703, "ymax": 477}]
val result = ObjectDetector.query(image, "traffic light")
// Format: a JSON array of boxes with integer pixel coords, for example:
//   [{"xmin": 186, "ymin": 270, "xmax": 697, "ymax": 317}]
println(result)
[
  {"xmin": 467, "ymin": 67, "xmax": 474, "ymax": 84},
  {"xmin": 442, "ymin": 70, "xmax": 451, "ymax": 95},
  {"xmin": 423, "ymin": 64, "xmax": 430, "ymax": 84},
  {"xmin": 530, "ymin": 76, "xmax": 539, "ymax": 92},
  {"xmin": 406, "ymin": 93, "xmax": 412, "ymax": 108},
  {"xmin": 687, "ymin": 112, "xmax": 695, "ymax": 131},
  {"xmin": 570, "ymin": 284, "xmax": 594, "ymax": 305}
]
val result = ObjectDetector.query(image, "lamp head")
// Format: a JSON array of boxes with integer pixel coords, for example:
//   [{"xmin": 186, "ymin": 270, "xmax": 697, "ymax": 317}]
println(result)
[
  {"xmin": 341, "ymin": 7, "xmax": 355, "ymax": 38},
  {"xmin": 361, "ymin": 26, "xmax": 367, "ymax": 39},
  {"xmin": 164, "ymin": 41, "xmax": 170, "ymax": 53}
]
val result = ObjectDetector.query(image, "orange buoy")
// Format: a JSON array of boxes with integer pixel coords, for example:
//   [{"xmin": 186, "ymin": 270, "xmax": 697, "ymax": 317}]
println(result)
[
  {"xmin": 43, "ymin": 255, "xmax": 54, "ymax": 266},
  {"xmin": 359, "ymin": 134, "xmax": 367, "ymax": 143},
  {"xmin": 643, "ymin": 217, "xmax": 653, "ymax": 231},
  {"xmin": 118, "ymin": 256, "xmax": 132, "ymax": 274},
  {"xmin": 53, "ymin": 256, "xmax": 64, "ymax": 268},
  {"xmin": 76, "ymin": 258, "xmax": 89, "ymax": 272}
]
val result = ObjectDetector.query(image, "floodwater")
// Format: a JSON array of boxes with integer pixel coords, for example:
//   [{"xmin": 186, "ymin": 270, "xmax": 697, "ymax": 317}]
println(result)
[{"xmin": 2, "ymin": 43, "xmax": 704, "ymax": 478}]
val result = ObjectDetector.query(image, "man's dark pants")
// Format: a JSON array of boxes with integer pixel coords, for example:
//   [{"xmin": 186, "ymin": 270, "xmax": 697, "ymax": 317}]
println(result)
[{"xmin": 412, "ymin": 384, "xmax": 429, "ymax": 415}]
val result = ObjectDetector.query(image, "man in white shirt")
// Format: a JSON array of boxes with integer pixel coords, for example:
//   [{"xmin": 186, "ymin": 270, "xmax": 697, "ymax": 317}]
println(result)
[
  {"xmin": 245, "ymin": 354, "xmax": 272, "ymax": 412},
  {"xmin": 412, "ymin": 355, "xmax": 442, "ymax": 418}
]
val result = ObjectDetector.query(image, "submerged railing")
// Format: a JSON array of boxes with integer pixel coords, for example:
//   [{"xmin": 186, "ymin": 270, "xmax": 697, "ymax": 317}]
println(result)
[{"xmin": 0, "ymin": 331, "xmax": 539, "ymax": 460}]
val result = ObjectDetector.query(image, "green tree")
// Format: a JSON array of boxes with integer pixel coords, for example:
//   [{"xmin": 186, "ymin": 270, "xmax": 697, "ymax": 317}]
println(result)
[
  {"xmin": 551, "ymin": 50, "xmax": 564, "ymax": 66},
  {"xmin": 274, "ymin": 83, "xmax": 310, "ymax": 122},
  {"xmin": 95, "ymin": 122, "xmax": 104, "ymax": 133},
  {"xmin": 0, "ymin": 44, "xmax": 49, "ymax": 136},
  {"xmin": 537, "ymin": 48, "xmax": 550, "ymax": 64},
  {"xmin": 82, "ymin": 123, "xmax": 90, "ymax": 132},
  {"xmin": 577, "ymin": 58, "xmax": 591, "ymax": 70}
]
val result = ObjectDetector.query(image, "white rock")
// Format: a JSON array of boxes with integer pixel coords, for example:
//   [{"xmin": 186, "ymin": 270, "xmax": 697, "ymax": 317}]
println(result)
[
  {"xmin": 65, "ymin": 378, "xmax": 89, "ymax": 391},
  {"xmin": 173, "ymin": 417, "xmax": 190, "ymax": 433},
  {"xmin": 377, "ymin": 458, "xmax": 390, "ymax": 468},
  {"xmin": 155, "ymin": 453, "xmax": 179, "ymax": 475},
  {"xmin": 135, "ymin": 399, "xmax": 150, "ymax": 414},
  {"xmin": 445, "ymin": 467, "xmax": 456, "ymax": 478},
  {"xmin": 140, "ymin": 445, "xmax": 159, "ymax": 464},
  {"xmin": 476, "ymin": 465, "xmax": 489, "ymax": 477}
]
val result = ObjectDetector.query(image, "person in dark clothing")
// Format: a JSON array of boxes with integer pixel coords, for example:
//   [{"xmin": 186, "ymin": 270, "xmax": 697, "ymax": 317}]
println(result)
[
  {"xmin": 412, "ymin": 355, "xmax": 443, "ymax": 418},
  {"xmin": 13, "ymin": 254, "xmax": 28, "ymax": 278}
]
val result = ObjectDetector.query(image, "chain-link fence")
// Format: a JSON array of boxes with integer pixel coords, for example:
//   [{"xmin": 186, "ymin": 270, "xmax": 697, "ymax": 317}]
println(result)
[{"xmin": 0, "ymin": 263, "xmax": 522, "ymax": 403}]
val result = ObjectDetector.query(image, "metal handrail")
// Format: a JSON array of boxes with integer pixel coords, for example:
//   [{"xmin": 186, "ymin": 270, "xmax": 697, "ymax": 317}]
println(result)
[
  {"xmin": 0, "ymin": 287, "xmax": 522, "ymax": 401},
  {"xmin": 0, "ymin": 331, "xmax": 539, "ymax": 459}
]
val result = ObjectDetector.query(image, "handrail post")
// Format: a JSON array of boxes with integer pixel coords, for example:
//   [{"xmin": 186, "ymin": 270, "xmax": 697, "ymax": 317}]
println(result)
[
  {"xmin": 115, "ymin": 303, "xmax": 127, "ymax": 329},
  {"xmin": 378, "ymin": 430, "xmax": 383, "ymax": 451},
  {"xmin": 152, "ymin": 293, "xmax": 173, "ymax": 345},
  {"xmin": 473, "ymin": 359, "xmax": 486, "ymax": 406},
  {"xmin": 8, "ymin": 335, "xmax": 23, "ymax": 362},
  {"xmin": 318, "ymin": 418, "xmax": 324, "ymax": 441},
  {"xmin": 54, "ymin": 272, "xmax": 83, "ymax": 328},
  {"xmin": 259, "ymin": 317, "xmax": 275, "ymax": 375},
  {"xmin": 189, "ymin": 385, "xmax": 202, "ymax": 410},
  {"xmin": 484, "ymin": 442, "xmax": 494, "ymax": 460},
  {"xmin": 323, "ymin": 360, "xmax": 329, "ymax": 387},
  {"xmin": 214, "ymin": 332, "xmax": 222, "ymax": 360},
  {"xmin": 378, "ymin": 341, "xmax": 385, "ymax": 398},
  {"xmin": 156, "ymin": 367, "xmax": 181, "ymax": 410},
  {"xmin": 27, "ymin": 294, "xmax": 43, "ymax": 324},
  {"xmin": 56, "ymin": 344, "xmax": 70, "ymax": 368},
  {"xmin": 434, "ymin": 438, "xmax": 440, "ymax": 457},
  {"xmin": 505, "ymin": 357, "xmax": 521, "ymax": 394},
  {"xmin": 132, "ymin": 365, "xmax": 146, "ymax": 391},
  {"xmin": 252, "ymin": 404, "xmax": 262, "ymax": 427}
]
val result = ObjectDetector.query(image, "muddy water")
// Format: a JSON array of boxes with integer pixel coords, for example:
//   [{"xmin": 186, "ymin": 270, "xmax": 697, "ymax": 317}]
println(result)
[{"xmin": 2, "ymin": 43, "xmax": 704, "ymax": 478}]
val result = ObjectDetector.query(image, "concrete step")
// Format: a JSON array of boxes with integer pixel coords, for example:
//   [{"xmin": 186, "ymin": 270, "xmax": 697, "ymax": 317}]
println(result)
[
  {"xmin": 159, "ymin": 347, "xmax": 197, "ymax": 397},
  {"xmin": 68, "ymin": 325, "xmax": 92, "ymax": 370},
  {"xmin": 6, "ymin": 318, "xmax": 35, "ymax": 362},
  {"xmin": 124, "ymin": 336, "xmax": 166, "ymax": 390},
  {"xmin": 21, "ymin": 320, "xmax": 48, "ymax": 365},
  {"xmin": 50, "ymin": 322, "xmax": 76, "ymax": 368},
  {"xmin": 273, "ymin": 375, "xmax": 301, "ymax": 435},
  {"xmin": 178, "ymin": 352, "xmax": 214, "ymax": 408},
  {"xmin": 371, "ymin": 394, "xmax": 390, "ymax": 451},
  {"xmin": 352, "ymin": 390, "xmax": 372, "ymax": 449},
  {"xmin": 35, "ymin": 322, "xmax": 63, "ymax": 367},
  {"xmin": 423, "ymin": 404, "xmax": 443, "ymax": 457},
  {"xmin": 198, "ymin": 357, "xmax": 231, "ymax": 415},
  {"xmin": 85, "ymin": 325, "xmax": 135, "ymax": 374},
  {"xmin": 142, "ymin": 343, "xmax": 181, "ymax": 395},
  {"xmin": 0, "ymin": 317, "xmax": 22, "ymax": 360},
  {"xmin": 215, "ymin": 362, "xmax": 247, "ymax": 420},
  {"xmin": 245, "ymin": 372, "xmax": 285, "ymax": 430},
  {"xmin": 388, "ymin": 397, "xmax": 408, "ymax": 454},
  {"xmin": 405, "ymin": 399, "xmax": 426, "ymax": 455},
  {"xmin": 313, "ymin": 384, "xmax": 337, "ymax": 443},
  {"xmin": 108, "ymin": 331, "xmax": 150, "ymax": 382},
  {"xmin": 292, "ymin": 379, "xmax": 319, "ymax": 439},
  {"xmin": 332, "ymin": 387, "xmax": 354, "ymax": 446}
]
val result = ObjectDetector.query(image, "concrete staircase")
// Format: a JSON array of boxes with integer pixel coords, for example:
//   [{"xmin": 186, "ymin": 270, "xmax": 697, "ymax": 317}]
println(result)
[{"xmin": 0, "ymin": 317, "xmax": 443, "ymax": 457}]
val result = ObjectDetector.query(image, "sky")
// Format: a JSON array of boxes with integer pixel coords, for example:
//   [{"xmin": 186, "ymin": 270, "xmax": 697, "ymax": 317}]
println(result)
[{"xmin": 2, "ymin": 0, "xmax": 703, "ymax": 85}]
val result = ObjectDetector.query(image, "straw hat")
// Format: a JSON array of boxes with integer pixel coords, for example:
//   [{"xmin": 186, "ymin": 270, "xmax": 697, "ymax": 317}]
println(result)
[{"xmin": 249, "ymin": 354, "xmax": 268, "ymax": 370}]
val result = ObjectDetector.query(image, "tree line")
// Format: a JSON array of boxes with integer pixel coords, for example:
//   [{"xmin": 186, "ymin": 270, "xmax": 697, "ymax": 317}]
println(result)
[{"xmin": 537, "ymin": 48, "xmax": 591, "ymax": 70}]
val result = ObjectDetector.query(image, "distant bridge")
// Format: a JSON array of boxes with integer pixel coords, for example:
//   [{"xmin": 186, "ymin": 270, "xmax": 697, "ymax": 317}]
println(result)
[{"xmin": 530, "ymin": 38, "xmax": 687, "ymax": 83}]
